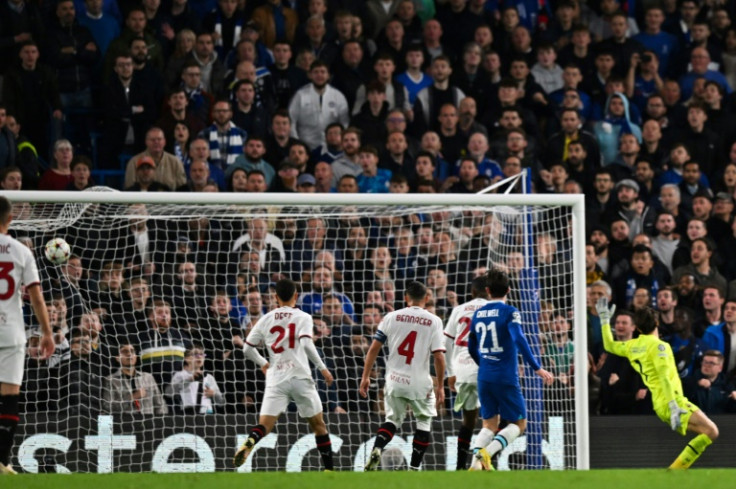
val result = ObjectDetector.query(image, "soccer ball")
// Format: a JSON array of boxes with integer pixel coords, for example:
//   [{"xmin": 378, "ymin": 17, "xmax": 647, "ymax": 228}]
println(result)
[{"xmin": 44, "ymin": 238, "xmax": 71, "ymax": 265}]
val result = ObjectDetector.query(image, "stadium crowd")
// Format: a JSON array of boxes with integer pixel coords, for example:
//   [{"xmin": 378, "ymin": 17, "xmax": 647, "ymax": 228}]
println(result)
[{"xmin": 3, "ymin": 0, "xmax": 736, "ymax": 417}]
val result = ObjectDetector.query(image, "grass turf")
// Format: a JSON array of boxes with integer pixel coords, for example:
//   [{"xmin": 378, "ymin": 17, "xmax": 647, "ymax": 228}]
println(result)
[{"xmin": 6, "ymin": 469, "xmax": 736, "ymax": 489}]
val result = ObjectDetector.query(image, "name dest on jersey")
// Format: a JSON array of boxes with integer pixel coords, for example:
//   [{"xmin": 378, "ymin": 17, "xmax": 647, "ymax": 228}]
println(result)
[
  {"xmin": 395, "ymin": 314, "xmax": 433, "ymax": 326},
  {"xmin": 274, "ymin": 312, "xmax": 293, "ymax": 320},
  {"xmin": 475, "ymin": 309, "xmax": 499, "ymax": 318}
]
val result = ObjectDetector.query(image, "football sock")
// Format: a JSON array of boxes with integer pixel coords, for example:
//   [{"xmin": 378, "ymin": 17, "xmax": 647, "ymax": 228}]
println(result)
[
  {"xmin": 456, "ymin": 426, "xmax": 473, "ymax": 470},
  {"xmin": 247, "ymin": 424, "xmax": 267, "ymax": 445},
  {"xmin": 315, "ymin": 433, "xmax": 334, "ymax": 470},
  {"xmin": 487, "ymin": 423, "xmax": 521, "ymax": 457},
  {"xmin": 374, "ymin": 422, "xmax": 396, "ymax": 450},
  {"xmin": 0, "ymin": 395, "xmax": 20, "ymax": 465},
  {"xmin": 410, "ymin": 429, "xmax": 430, "ymax": 470},
  {"xmin": 473, "ymin": 427, "xmax": 495, "ymax": 451},
  {"xmin": 669, "ymin": 434, "xmax": 713, "ymax": 470}
]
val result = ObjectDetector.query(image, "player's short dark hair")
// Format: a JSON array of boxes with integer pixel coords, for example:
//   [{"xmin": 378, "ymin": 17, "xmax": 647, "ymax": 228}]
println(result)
[
  {"xmin": 275, "ymin": 278, "xmax": 297, "ymax": 302},
  {"xmin": 0, "ymin": 196, "xmax": 11, "ymax": 225},
  {"xmin": 471, "ymin": 275, "xmax": 490, "ymax": 298},
  {"xmin": 486, "ymin": 269, "xmax": 510, "ymax": 298},
  {"xmin": 405, "ymin": 281, "xmax": 428, "ymax": 301},
  {"xmin": 633, "ymin": 307, "xmax": 658, "ymax": 334}
]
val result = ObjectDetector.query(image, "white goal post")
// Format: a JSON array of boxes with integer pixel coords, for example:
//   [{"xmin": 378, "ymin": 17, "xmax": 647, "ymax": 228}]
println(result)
[{"xmin": 3, "ymin": 190, "xmax": 588, "ymax": 472}]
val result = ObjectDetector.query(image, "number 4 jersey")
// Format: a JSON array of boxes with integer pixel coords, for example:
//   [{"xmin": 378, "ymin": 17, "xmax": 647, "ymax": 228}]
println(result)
[
  {"xmin": 245, "ymin": 306, "xmax": 316, "ymax": 386},
  {"xmin": 375, "ymin": 305, "xmax": 445, "ymax": 400},
  {"xmin": 0, "ymin": 234, "xmax": 41, "ymax": 347},
  {"xmin": 468, "ymin": 299, "xmax": 541, "ymax": 387},
  {"xmin": 443, "ymin": 298, "xmax": 488, "ymax": 384}
]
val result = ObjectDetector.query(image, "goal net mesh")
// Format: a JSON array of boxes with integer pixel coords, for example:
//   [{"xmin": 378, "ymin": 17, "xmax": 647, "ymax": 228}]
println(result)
[{"xmin": 11, "ymin": 193, "xmax": 578, "ymax": 472}]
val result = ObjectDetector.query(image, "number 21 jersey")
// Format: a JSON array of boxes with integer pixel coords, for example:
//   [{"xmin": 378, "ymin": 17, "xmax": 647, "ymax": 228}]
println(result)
[
  {"xmin": 245, "ymin": 306, "xmax": 315, "ymax": 386},
  {"xmin": 376, "ymin": 306, "xmax": 445, "ymax": 400}
]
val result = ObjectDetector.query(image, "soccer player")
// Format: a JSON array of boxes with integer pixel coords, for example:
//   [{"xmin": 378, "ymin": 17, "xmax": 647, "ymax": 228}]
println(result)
[
  {"xmin": 233, "ymin": 279, "xmax": 335, "ymax": 471},
  {"xmin": 443, "ymin": 276, "xmax": 490, "ymax": 470},
  {"xmin": 359, "ymin": 281, "xmax": 446, "ymax": 471},
  {"xmin": 467, "ymin": 270, "xmax": 554, "ymax": 471},
  {"xmin": 0, "ymin": 196, "xmax": 55, "ymax": 475},
  {"xmin": 597, "ymin": 297, "xmax": 719, "ymax": 469}
]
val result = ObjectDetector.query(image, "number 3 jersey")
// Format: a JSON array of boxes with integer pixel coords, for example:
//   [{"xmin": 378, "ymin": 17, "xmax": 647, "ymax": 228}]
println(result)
[
  {"xmin": 0, "ymin": 234, "xmax": 41, "ymax": 347},
  {"xmin": 468, "ymin": 300, "xmax": 541, "ymax": 387},
  {"xmin": 443, "ymin": 298, "xmax": 488, "ymax": 384},
  {"xmin": 375, "ymin": 305, "xmax": 445, "ymax": 400},
  {"xmin": 245, "ymin": 306, "xmax": 315, "ymax": 386}
]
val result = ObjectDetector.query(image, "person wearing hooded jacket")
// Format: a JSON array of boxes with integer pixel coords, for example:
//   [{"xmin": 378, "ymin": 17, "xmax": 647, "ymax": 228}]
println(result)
[{"xmin": 593, "ymin": 92, "xmax": 642, "ymax": 165}]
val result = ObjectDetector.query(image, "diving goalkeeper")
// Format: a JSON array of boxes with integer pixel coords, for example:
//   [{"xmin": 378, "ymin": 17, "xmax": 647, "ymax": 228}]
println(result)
[{"xmin": 597, "ymin": 297, "xmax": 719, "ymax": 469}]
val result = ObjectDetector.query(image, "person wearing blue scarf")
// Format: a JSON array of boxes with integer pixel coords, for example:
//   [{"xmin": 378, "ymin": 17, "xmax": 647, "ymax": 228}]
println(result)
[{"xmin": 593, "ymin": 92, "xmax": 642, "ymax": 164}]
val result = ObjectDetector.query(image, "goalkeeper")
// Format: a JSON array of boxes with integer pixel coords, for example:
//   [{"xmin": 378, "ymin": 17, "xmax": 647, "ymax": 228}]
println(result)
[{"xmin": 597, "ymin": 298, "xmax": 719, "ymax": 469}]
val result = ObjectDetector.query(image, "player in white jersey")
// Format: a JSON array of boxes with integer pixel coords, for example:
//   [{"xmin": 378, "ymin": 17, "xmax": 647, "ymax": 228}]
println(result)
[
  {"xmin": 359, "ymin": 281, "xmax": 446, "ymax": 471},
  {"xmin": 443, "ymin": 276, "xmax": 490, "ymax": 470},
  {"xmin": 233, "ymin": 279, "xmax": 335, "ymax": 470},
  {"xmin": 0, "ymin": 197, "xmax": 55, "ymax": 475}
]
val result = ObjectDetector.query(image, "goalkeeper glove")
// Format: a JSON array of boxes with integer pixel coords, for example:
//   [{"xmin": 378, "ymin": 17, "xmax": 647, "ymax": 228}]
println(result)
[
  {"xmin": 668, "ymin": 400, "xmax": 687, "ymax": 431},
  {"xmin": 595, "ymin": 297, "xmax": 616, "ymax": 326}
]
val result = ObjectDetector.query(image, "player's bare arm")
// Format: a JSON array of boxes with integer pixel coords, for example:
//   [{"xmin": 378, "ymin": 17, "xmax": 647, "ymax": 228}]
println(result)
[
  {"xmin": 360, "ymin": 339, "xmax": 383, "ymax": 398},
  {"xmin": 28, "ymin": 284, "xmax": 54, "ymax": 360}
]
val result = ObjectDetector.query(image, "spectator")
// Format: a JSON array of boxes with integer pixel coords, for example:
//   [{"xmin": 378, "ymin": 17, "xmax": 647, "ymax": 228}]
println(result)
[
  {"xmin": 298, "ymin": 265, "xmax": 356, "ymax": 322},
  {"xmin": 45, "ymin": 0, "xmax": 99, "ymax": 110},
  {"xmin": 672, "ymin": 237, "xmax": 728, "ymax": 292},
  {"xmin": 693, "ymin": 285, "xmax": 726, "ymax": 339},
  {"xmin": 412, "ymin": 55, "xmax": 465, "ymax": 135},
  {"xmin": 2, "ymin": 41, "xmax": 63, "ymax": 160},
  {"xmin": 603, "ymin": 178, "xmax": 656, "ymax": 240},
  {"xmin": 270, "ymin": 41, "xmax": 308, "ymax": 109},
  {"xmin": 651, "ymin": 212, "xmax": 680, "ymax": 274},
  {"xmin": 54, "ymin": 329, "xmax": 102, "ymax": 415},
  {"xmin": 612, "ymin": 244, "xmax": 667, "ymax": 310},
  {"xmin": 227, "ymin": 136, "xmax": 274, "ymax": 187},
  {"xmin": 395, "ymin": 44, "xmax": 432, "ymax": 106},
  {"xmin": 101, "ymin": 52, "xmax": 157, "ymax": 166},
  {"xmin": 198, "ymin": 99, "xmax": 247, "ymax": 171},
  {"xmin": 350, "ymin": 81, "xmax": 389, "ymax": 148},
  {"xmin": 202, "ymin": 0, "xmax": 245, "ymax": 59},
  {"xmin": 168, "ymin": 345, "xmax": 224, "ymax": 414},
  {"xmin": 39, "ymin": 139, "xmax": 75, "ymax": 190},
  {"xmin": 103, "ymin": 343, "xmax": 168, "ymax": 414},
  {"xmin": 357, "ymin": 145, "xmax": 391, "ymax": 193},
  {"xmin": 632, "ymin": 6, "xmax": 678, "ymax": 77},
  {"xmin": 124, "ymin": 127, "xmax": 186, "ymax": 190},
  {"xmin": 78, "ymin": 0, "xmax": 120, "ymax": 58},
  {"xmin": 598, "ymin": 310, "xmax": 651, "ymax": 415},
  {"xmin": 231, "ymin": 80, "xmax": 268, "ymax": 139},
  {"xmin": 702, "ymin": 299, "xmax": 736, "ymax": 374},
  {"xmin": 125, "ymin": 155, "xmax": 171, "ymax": 191},
  {"xmin": 288, "ymin": 60, "xmax": 349, "ymax": 151},
  {"xmin": 104, "ymin": 8, "xmax": 163, "ymax": 79},
  {"xmin": 136, "ymin": 300, "xmax": 191, "ymax": 387},
  {"xmin": 66, "ymin": 156, "xmax": 94, "ymax": 191},
  {"xmin": 0, "ymin": 0, "xmax": 45, "ymax": 79},
  {"xmin": 683, "ymin": 350, "xmax": 736, "ymax": 414},
  {"xmin": 593, "ymin": 92, "xmax": 642, "ymax": 165}
]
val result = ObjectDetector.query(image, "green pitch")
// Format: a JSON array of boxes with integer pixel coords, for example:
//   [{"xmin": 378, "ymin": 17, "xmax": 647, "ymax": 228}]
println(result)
[{"xmin": 6, "ymin": 470, "xmax": 736, "ymax": 489}]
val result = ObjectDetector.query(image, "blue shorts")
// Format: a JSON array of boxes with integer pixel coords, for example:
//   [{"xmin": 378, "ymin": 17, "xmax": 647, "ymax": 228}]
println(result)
[{"xmin": 478, "ymin": 380, "xmax": 526, "ymax": 421}]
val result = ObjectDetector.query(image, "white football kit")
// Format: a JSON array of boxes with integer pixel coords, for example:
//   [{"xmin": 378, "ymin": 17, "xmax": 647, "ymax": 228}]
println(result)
[
  {"xmin": 0, "ymin": 234, "xmax": 41, "ymax": 385},
  {"xmin": 244, "ymin": 306, "xmax": 327, "ymax": 418},
  {"xmin": 443, "ymin": 298, "xmax": 488, "ymax": 411},
  {"xmin": 376, "ymin": 306, "xmax": 445, "ymax": 428}
]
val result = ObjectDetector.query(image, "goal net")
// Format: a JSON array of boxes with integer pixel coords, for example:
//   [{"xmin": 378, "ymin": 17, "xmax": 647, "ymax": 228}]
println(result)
[{"xmin": 7, "ymin": 190, "xmax": 587, "ymax": 473}]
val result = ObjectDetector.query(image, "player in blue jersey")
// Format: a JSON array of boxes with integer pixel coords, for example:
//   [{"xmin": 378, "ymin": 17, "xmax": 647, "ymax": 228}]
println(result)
[{"xmin": 467, "ymin": 270, "xmax": 554, "ymax": 471}]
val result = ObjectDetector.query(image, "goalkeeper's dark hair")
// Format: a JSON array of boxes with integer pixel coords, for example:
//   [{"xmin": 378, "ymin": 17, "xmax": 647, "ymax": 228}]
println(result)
[
  {"xmin": 633, "ymin": 307, "xmax": 658, "ymax": 335},
  {"xmin": 0, "ymin": 196, "xmax": 11, "ymax": 225},
  {"xmin": 405, "ymin": 281, "xmax": 428, "ymax": 301},
  {"xmin": 486, "ymin": 269, "xmax": 510, "ymax": 298},
  {"xmin": 275, "ymin": 279, "xmax": 298, "ymax": 302},
  {"xmin": 471, "ymin": 275, "xmax": 490, "ymax": 299}
]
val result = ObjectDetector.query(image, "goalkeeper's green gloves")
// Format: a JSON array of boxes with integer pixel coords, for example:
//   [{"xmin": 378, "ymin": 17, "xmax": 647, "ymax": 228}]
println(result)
[{"xmin": 595, "ymin": 296, "xmax": 616, "ymax": 326}]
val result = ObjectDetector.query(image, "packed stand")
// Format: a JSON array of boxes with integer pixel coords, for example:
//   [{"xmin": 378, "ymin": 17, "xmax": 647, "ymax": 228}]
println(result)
[{"xmin": 1, "ymin": 0, "xmax": 736, "ymax": 416}]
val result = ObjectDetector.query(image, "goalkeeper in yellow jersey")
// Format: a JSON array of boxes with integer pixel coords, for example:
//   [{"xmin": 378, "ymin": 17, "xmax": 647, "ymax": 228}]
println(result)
[{"xmin": 597, "ymin": 297, "xmax": 719, "ymax": 469}]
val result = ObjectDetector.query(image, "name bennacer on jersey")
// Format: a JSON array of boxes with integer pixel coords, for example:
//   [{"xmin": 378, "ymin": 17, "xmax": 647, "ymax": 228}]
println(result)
[{"xmin": 394, "ymin": 314, "xmax": 434, "ymax": 326}]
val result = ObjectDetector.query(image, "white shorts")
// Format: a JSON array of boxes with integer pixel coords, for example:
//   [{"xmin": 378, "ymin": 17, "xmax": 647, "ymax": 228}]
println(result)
[
  {"xmin": 384, "ymin": 390, "xmax": 437, "ymax": 428},
  {"xmin": 453, "ymin": 382, "xmax": 480, "ymax": 412},
  {"xmin": 0, "ymin": 345, "xmax": 25, "ymax": 385},
  {"xmin": 260, "ymin": 377, "xmax": 323, "ymax": 419}
]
